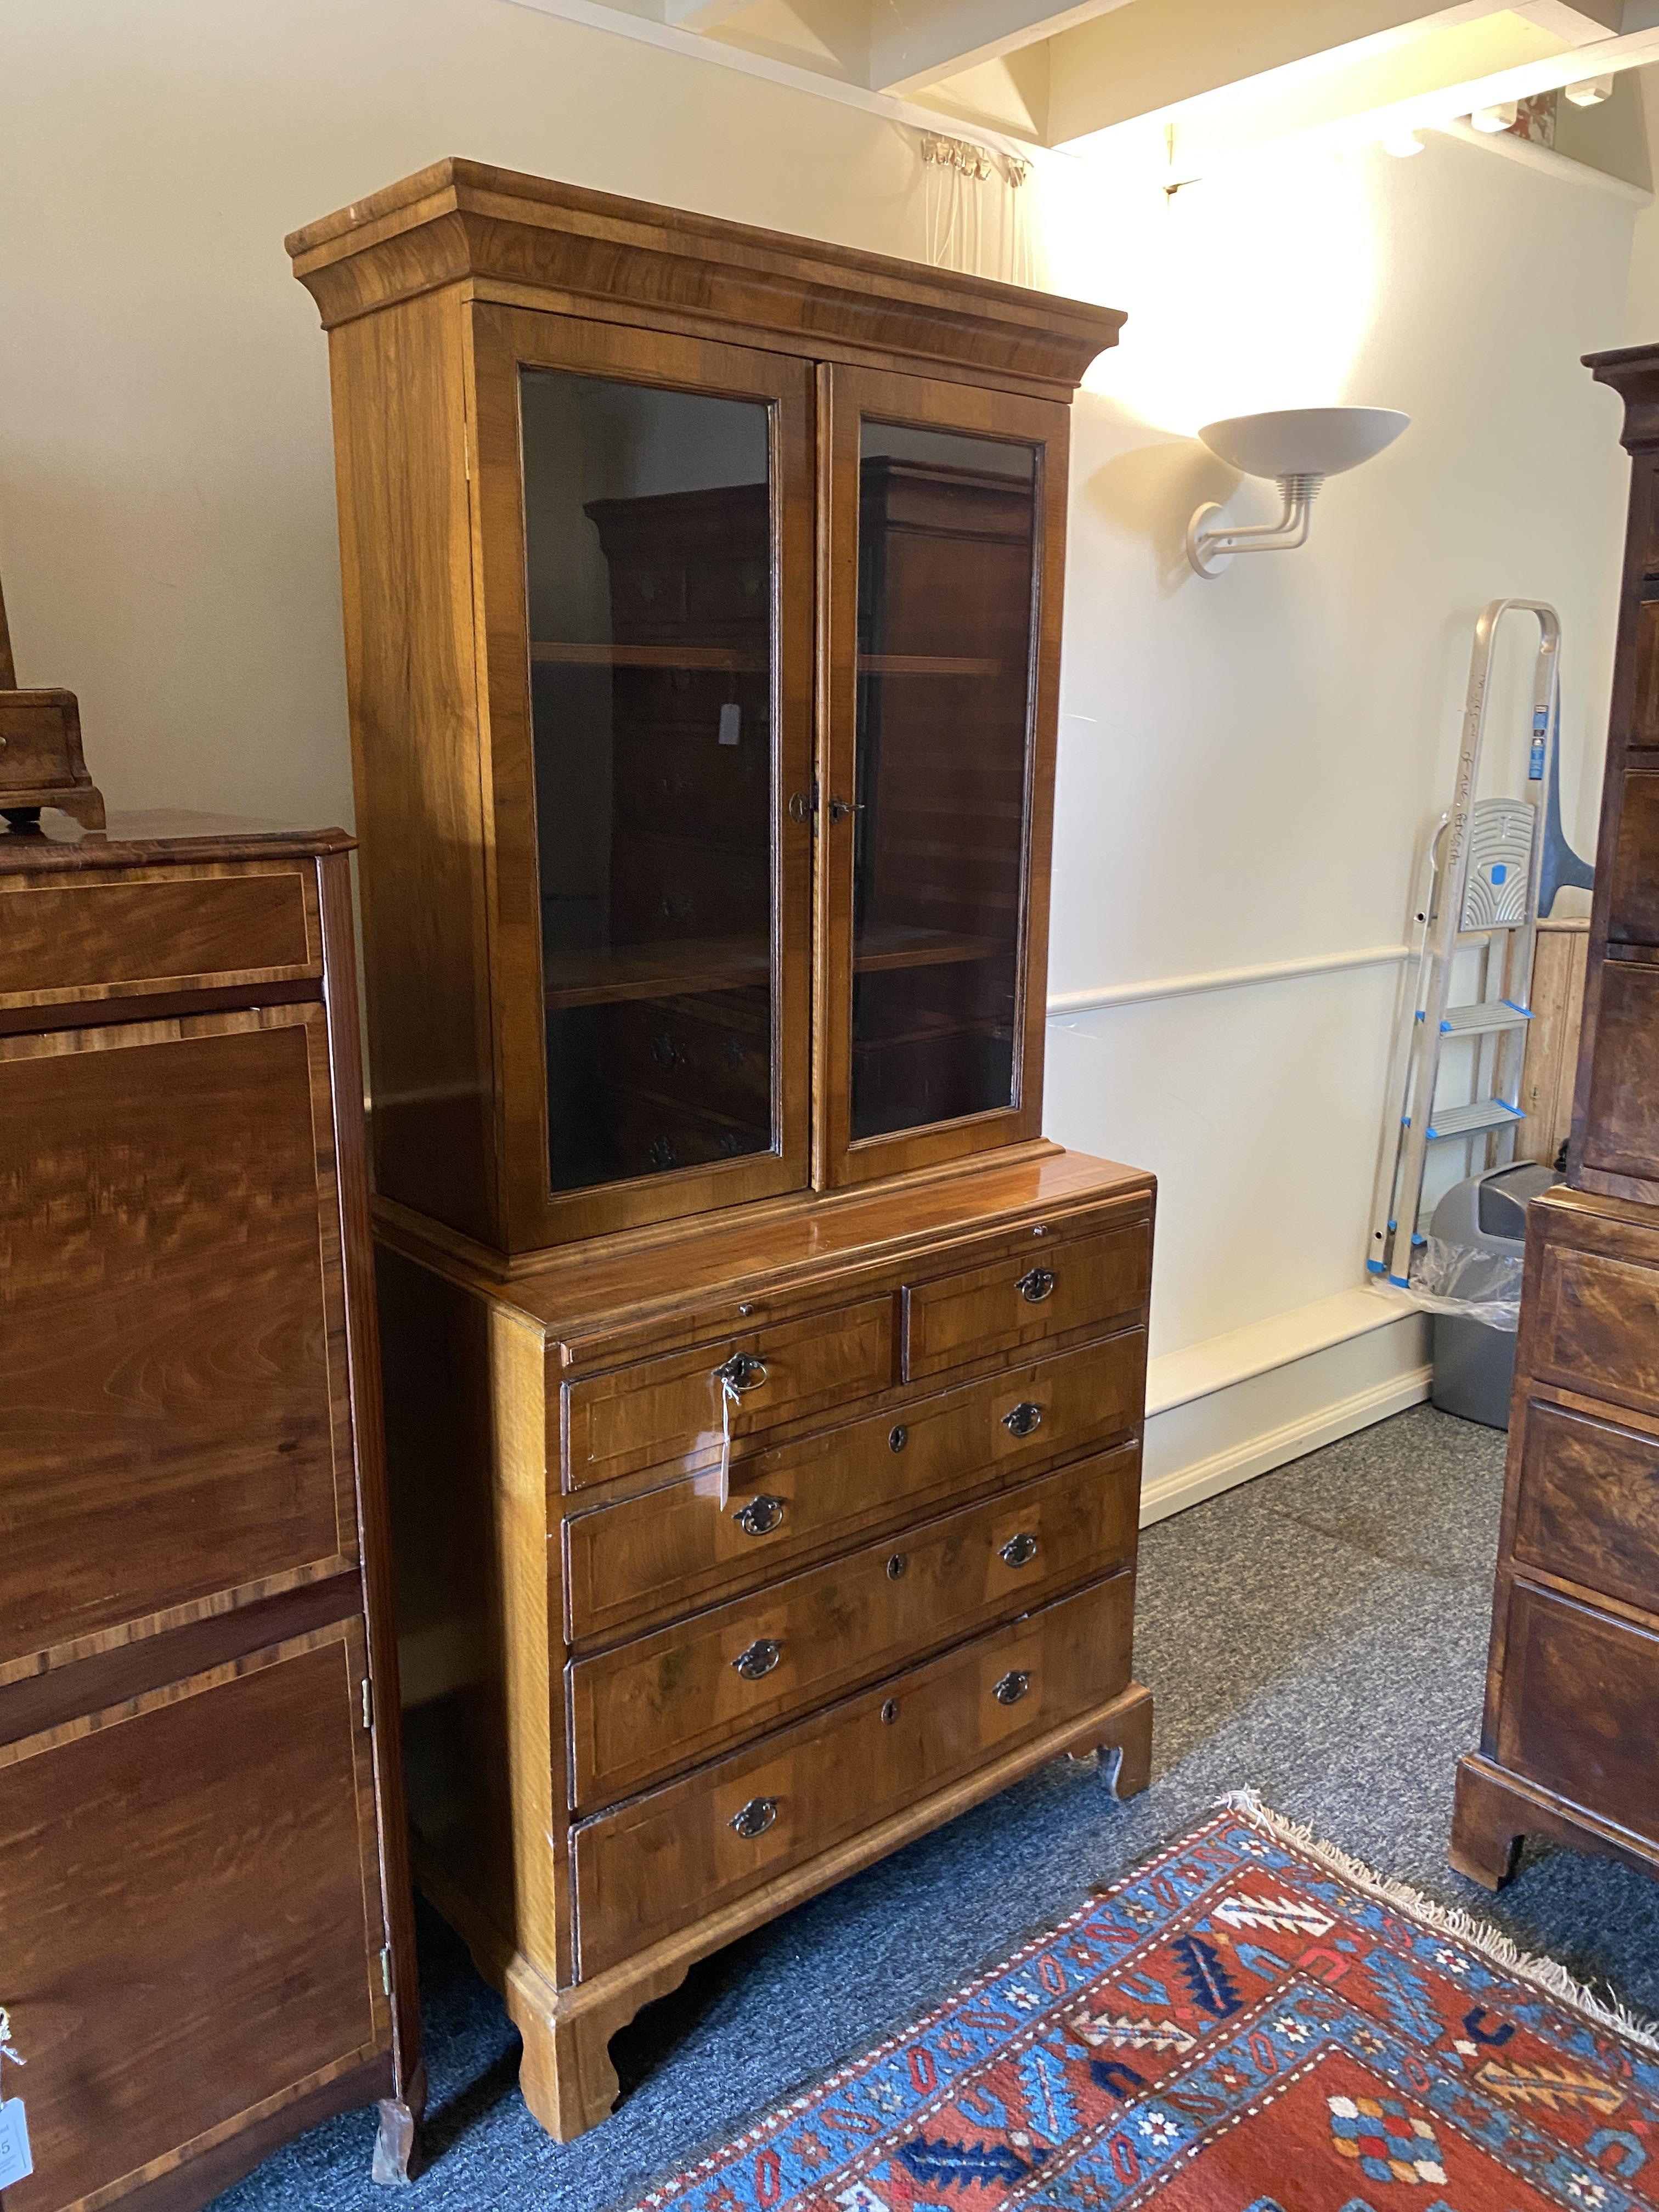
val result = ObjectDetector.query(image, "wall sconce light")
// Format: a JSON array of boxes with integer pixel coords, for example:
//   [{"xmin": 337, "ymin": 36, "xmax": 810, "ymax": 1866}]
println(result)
[
  {"xmin": 1471, "ymin": 100, "xmax": 1519, "ymax": 132},
  {"xmin": 1383, "ymin": 126, "xmax": 1426, "ymax": 157},
  {"xmin": 1564, "ymin": 74, "xmax": 1614, "ymax": 106},
  {"xmin": 1187, "ymin": 407, "xmax": 1410, "ymax": 579}
]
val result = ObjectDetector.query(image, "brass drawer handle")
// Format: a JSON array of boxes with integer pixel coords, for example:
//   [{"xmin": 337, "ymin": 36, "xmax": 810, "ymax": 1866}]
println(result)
[
  {"xmin": 1002, "ymin": 1401, "xmax": 1042, "ymax": 1438},
  {"xmin": 730, "ymin": 1796, "xmax": 777, "ymax": 1839},
  {"xmin": 1017, "ymin": 1266, "xmax": 1056, "ymax": 1304},
  {"xmin": 1000, "ymin": 1532, "xmax": 1039, "ymax": 1568},
  {"xmin": 733, "ymin": 1637, "xmax": 782, "ymax": 1680},
  {"xmin": 732, "ymin": 1493, "xmax": 785, "ymax": 1537},
  {"xmin": 889, "ymin": 1424, "xmax": 908, "ymax": 1452},
  {"xmin": 993, "ymin": 1668, "xmax": 1031, "ymax": 1706},
  {"xmin": 716, "ymin": 1352, "xmax": 768, "ymax": 1393},
  {"xmin": 886, "ymin": 1553, "xmax": 908, "ymax": 1580}
]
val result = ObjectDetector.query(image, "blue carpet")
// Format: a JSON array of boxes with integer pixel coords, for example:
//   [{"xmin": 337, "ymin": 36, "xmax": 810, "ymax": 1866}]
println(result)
[{"xmin": 215, "ymin": 1403, "xmax": 1659, "ymax": 2209}]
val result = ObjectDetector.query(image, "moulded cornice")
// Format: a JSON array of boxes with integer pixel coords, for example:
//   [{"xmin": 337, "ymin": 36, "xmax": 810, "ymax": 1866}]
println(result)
[
  {"xmin": 286, "ymin": 157, "xmax": 1124, "ymax": 398},
  {"xmin": 1585, "ymin": 342, "xmax": 1659, "ymax": 452}
]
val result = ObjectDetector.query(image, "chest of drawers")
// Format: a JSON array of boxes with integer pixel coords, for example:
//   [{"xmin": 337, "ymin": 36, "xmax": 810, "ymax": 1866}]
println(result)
[{"xmin": 377, "ymin": 1145, "xmax": 1154, "ymax": 2140}]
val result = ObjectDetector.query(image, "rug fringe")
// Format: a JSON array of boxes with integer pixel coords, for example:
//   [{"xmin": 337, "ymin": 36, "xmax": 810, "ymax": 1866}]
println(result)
[{"xmin": 1220, "ymin": 1788, "xmax": 1659, "ymax": 2058}]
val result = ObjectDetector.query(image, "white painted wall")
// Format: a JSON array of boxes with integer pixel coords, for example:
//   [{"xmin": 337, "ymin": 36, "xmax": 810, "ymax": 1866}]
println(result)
[
  {"xmin": 0, "ymin": 4, "xmax": 1645, "ymax": 1479},
  {"xmin": 1037, "ymin": 129, "xmax": 1637, "ymax": 1355}
]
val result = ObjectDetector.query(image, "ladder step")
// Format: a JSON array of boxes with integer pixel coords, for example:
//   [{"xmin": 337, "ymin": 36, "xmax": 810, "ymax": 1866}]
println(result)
[
  {"xmin": 1424, "ymin": 1098, "xmax": 1526, "ymax": 1141},
  {"xmin": 1438, "ymin": 1000, "xmax": 1532, "ymax": 1036}
]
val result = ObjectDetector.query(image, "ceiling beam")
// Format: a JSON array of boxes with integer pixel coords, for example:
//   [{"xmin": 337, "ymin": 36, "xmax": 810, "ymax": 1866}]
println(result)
[{"xmin": 869, "ymin": 0, "xmax": 1131, "ymax": 95}]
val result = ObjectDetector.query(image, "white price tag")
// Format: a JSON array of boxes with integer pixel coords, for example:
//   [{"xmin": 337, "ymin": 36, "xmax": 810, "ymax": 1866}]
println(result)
[
  {"xmin": 718, "ymin": 703, "xmax": 741, "ymax": 747},
  {"xmin": 0, "ymin": 2097, "xmax": 32, "ymax": 2190}
]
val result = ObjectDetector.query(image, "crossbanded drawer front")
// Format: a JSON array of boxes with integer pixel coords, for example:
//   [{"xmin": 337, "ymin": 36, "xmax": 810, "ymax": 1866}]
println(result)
[
  {"xmin": 566, "ymin": 1444, "xmax": 1137, "ymax": 1813},
  {"xmin": 572, "ymin": 1569, "xmax": 1135, "ymax": 1977},
  {"xmin": 1512, "ymin": 1394, "xmax": 1659, "ymax": 1617},
  {"xmin": 563, "ymin": 1327, "xmax": 1146, "ymax": 1643},
  {"xmin": 0, "ymin": 863, "xmax": 320, "ymax": 1012},
  {"xmin": 1530, "ymin": 1224, "xmax": 1659, "ymax": 1419},
  {"xmin": 1496, "ymin": 1579, "xmax": 1659, "ymax": 1842},
  {"xmin": 562, "ymin": 1295, "xmax": 894, "ymax": 1492},
  {"xmin": 902, "ymin": 1217, "xmax": 1149, "ymax": 1382}
]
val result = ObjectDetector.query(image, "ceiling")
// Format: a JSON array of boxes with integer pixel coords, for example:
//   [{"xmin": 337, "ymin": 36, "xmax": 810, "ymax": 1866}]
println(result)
[{"xmin": 538, "ymin": 0, "xmax": 1659, "ymax": 161}]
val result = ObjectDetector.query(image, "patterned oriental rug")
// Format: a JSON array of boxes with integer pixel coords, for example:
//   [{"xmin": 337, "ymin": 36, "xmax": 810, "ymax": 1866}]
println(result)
[{"xmin": 625, "ymin": 1794, "xmax": 1659, "ymax": 2212}]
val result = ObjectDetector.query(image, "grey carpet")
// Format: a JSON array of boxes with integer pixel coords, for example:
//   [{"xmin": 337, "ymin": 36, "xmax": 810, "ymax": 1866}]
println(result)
[{"xmin": 215, "ymin": 1403, "xmax": 1659, "ymax": 2210}]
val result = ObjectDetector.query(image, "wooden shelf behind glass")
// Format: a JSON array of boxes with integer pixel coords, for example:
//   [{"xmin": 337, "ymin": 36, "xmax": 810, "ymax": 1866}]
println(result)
[
  {"xmin": 530, "ymin": 642, "xmax": 1002, "ymax": 678},
  {"xmin": 544, "ymin": 924, "xmax": 995, "ymax": 1010}
]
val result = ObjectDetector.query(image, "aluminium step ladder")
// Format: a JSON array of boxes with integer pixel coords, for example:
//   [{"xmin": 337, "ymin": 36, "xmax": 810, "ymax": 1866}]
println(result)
[{"xmin": 1368, "ymin": 599, "xmax": 1563, "ymax": 1288}]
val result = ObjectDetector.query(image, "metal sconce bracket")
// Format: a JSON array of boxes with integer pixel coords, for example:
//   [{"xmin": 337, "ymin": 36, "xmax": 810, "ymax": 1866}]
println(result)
[{"xmin": 1188, "ymin": 472, "xmax": 1323, "ymax": 580}]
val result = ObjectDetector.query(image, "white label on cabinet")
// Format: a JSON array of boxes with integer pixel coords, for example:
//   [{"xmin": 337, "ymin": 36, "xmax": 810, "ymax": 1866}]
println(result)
[
  {"xmin": 718, "ymin": 704, "xmax": 741, "ymax": 747},
  {"xmin": 0, "ymin": 2100, "xmax": 32, "ymax": 2190}
]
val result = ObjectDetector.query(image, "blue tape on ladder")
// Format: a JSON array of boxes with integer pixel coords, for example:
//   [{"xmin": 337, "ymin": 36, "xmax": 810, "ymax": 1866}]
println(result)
[
  {"xmin": 1415, "ymin": 1010, "xmax": 1425, "ymax": 1022},
  {"xmin": 1389, "ymin": 1273, "xmax": 1412, "ymax": 1288},
  {"xmin": 1412, "ymin": 1233, "xmax": 1426, "ymax": 1246},
  {"xmin": 1500, "ymin": 1000, "xmax": 1532, "ymax": 1018},
  {"xmin": 1366, "ymin": 1259, "xmax": 1385, "ymax": 1275}
]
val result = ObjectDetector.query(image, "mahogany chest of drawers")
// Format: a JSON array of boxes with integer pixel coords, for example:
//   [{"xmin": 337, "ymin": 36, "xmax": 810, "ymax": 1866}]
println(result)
[{"xmin": 379, "ymin": 1147, "xmax": 1154, "ymax": 2139}]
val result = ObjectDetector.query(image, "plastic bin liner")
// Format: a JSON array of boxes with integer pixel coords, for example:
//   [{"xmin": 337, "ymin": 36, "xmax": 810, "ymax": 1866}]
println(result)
[{"xmin": 1405, "ymin": 1234, "xmax": 1523, "ymax": 1330}]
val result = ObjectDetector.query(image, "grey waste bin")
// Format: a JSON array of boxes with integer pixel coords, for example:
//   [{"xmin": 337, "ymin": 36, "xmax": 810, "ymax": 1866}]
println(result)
[{"xmin": 1429, "ymin": 1160, "xmax": 1560, "ymax": 1429}]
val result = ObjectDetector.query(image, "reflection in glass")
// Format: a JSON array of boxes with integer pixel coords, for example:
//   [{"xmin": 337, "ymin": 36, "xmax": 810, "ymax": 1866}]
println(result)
[
  {"xmin": 518, "ymin": 369, "xmax": 775, "ymax": 1193},
  {"xmin": 850, "ymin": 424, "xmax": 1038, "ymax": 1143}
]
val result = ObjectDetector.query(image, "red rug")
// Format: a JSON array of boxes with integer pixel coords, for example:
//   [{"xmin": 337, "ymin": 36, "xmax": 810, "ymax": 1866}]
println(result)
[{"xmin": 629, "ymin": 1796, "xmax": 1659, "ymax": 2212}]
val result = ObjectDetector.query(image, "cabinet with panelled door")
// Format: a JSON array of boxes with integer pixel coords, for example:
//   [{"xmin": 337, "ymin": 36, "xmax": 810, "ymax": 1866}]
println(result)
[
  {"xmin": 1453, "ymin": 342, "xmax": 1659, "ymax": 1891},
  {"xmin": 289, "ymin": 157, "xmax": 1154, "ymax": 2140}
]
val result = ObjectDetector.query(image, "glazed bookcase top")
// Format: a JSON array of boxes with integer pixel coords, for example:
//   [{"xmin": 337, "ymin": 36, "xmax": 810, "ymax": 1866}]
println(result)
[{"xmin": 286, "ymin": 156, "xmax": 1125, "ymax": 398}]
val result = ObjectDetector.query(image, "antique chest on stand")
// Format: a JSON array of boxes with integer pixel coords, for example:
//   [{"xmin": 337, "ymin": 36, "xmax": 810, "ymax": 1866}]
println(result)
[
  {"xmin": 1452, "ymin": 342, "xmax": 1659, "ymax": 1889},
  {"xmin": 0, "ymin": 812, "xmax": 420, "ymax": 2211},
  {"xmin": 288, "ymin": 157, "xmax": 1155, "ymax": 2141}
]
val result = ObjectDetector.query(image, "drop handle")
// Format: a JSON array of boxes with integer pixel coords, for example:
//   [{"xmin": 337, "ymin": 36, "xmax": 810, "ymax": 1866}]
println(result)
[
  {"xmin": 716, "ymin": 1352, "xmax": 768, "ymax": 1393},
  {"xmin": 1002, "ymin": 1401, "xmax": 1042, "ymax": 1439},
  {"xmin": 732, "ymin": 1493, "xmax": 785, "ymax": 1537},
  {"xmin": 730, "ymin": 1796, "xmax": 778, "ymax": 1839},
  {"xmin": 1017, "ymin": 1266, "xmax": 1056, "ymax": 1304},
  {"xmin": 992, "ymin": 1669, "xmax": 1031, "ymax": 1706},
  {"xmin": 1000, "ymin": 1532, "xmax": 1039, "ymax": 1568},
  {"xmin": 732, "ymin": 1637, "xmax": 783, "ymax": 1680}
]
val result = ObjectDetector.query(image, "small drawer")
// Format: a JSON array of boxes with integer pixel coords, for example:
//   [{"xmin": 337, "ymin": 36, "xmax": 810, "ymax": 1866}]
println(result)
[
  {"xmin": 1496, "ymin": 1579, "xmax": 1659, "ymax": 1843},
  {"xmin": 0, "ymin": 862, "xmax": 319, "ymax": 1012},
  {"xmin": 1511, "ymin": 1393, "xmax": 1659, "ymax": 1617},
  {"xmin": 561, "ymin": 1295, "xmax": 894, "ymax": 1492},
  {"xmin": 902, "ymin": 1217, "xmax": 1149, "ymax": 1381},
  {"xmin": 564, "ymin": 1328, "xmax": 1147, "ymax": 1644},
  {"xmin": 566, "ymin": 1444, "xmax": 1137, "ymax": 1813},
  {"xmin": 572, "ymin": 1568, "xmax": 1134, "ymax": 1977},
  {"xmin": 1530, "ymin": 1213, "xmax": 1659, "ymax": 1418}
]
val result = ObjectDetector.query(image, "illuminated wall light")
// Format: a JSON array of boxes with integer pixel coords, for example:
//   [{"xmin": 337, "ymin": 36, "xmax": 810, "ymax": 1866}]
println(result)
[
  {"xmin": 1470, "ymin": 100, "xmax": 1519, "ymax": 133},
  {"xmin": 1383, "ymin": 127, "xmax": 1426, "ymax": 157},
  {"xmin": 1564, "ymin": 75, "xmax": 1615, "ymax": 108}
]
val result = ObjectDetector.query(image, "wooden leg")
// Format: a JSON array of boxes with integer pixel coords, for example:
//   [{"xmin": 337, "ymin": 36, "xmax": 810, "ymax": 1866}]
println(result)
[
  {"xmin": 1064, "ymin": 1683, "xmax": 1154, "ymax": 1798},
  {"xmin": 371, "ymin": 2063, "xmax": 426, "ymax": 2186},
  {"xmin": 506, "ymin": 1951, "xmax": 689, "ymax": 2143},
  {"xmin": 1450, "ymin": 1754, "xmax": 1524, "ymax": 1891},
  {"xmin": 1105, "ymin": 1683, "xmax": 1154, "ymax": 1799}
]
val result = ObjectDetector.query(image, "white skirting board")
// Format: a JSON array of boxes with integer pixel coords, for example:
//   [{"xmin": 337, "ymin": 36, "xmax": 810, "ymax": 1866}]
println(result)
[{"xmin": 1140, "ymin": 1285, "xmax": 1434, "ymax": 1528}]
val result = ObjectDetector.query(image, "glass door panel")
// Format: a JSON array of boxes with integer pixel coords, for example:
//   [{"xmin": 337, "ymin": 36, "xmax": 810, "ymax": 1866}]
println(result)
[
  {"xmin": 850, "ymin": 425, "xmax": 1037, "ymax": 1142},
  {"xmin": 518, "ymin": 369, "xmax": 777, "ymax": 1195}
]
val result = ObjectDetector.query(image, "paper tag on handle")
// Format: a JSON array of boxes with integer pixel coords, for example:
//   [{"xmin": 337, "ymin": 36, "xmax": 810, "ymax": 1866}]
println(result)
[
  {"xmin": 709, "ymin": 1369, "xmax": 741, "ymax": 1509},
  {"xmin": 0, "ymin": 2099, "xmax": 32, "ymax": 2190}
]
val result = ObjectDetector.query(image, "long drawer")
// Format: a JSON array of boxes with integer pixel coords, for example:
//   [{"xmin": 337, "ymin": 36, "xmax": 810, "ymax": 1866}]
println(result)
[
  {"xmin": 563, "ymin": 1327, "xmax": 1147, "ymax": 1644},
  {"xmin": 1495, "ymin": 1578, "xmax": 1659, "ymax": 1843},
  {"xmin": 1510, "ymin": 1389, "xmax": 1659, "ymax": 1618},
  {"xmin": 562, "ymin": 1295, "xmax": 895, "ymax": 1491},
  {"xmin": 572, "ymin": 1568, "xmax": 1135, "ymax": 1977},
  {"xmin": 565, "ymin": 1443, "xmax": 1138, "ymax": 1813}
]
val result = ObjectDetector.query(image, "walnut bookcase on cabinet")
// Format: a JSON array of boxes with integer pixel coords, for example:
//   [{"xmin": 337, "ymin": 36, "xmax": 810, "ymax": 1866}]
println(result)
[{"xmin": 289, "ymin": 157, "xmax": 1152, "ymax": 2143}]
